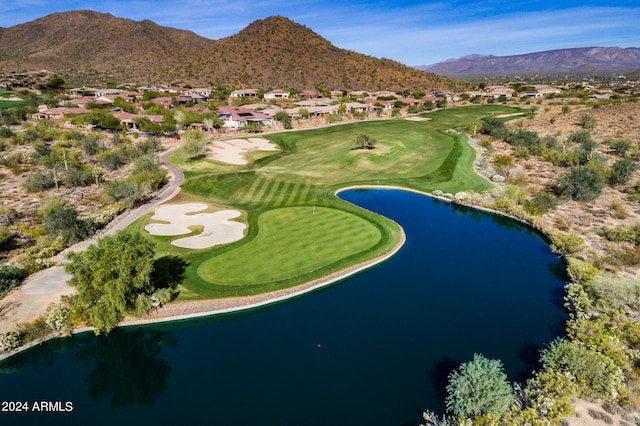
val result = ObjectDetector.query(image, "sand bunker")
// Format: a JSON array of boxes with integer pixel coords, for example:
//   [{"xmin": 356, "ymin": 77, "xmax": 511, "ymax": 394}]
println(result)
[
  {"xmin": 208, "ymin": 137, "xmax": 279, "ymax": 165},
  {"xmin": 145, "ymin": 203, "xmax": 246, "ymax": 249},
  {"xmin": 404, "ymin": 116, "xmax": 432, "ymax": 121}
]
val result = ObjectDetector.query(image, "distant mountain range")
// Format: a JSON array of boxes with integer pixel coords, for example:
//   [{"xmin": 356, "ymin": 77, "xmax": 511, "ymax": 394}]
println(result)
[
  {"xmin": 0, "ymin": 11, "xmax": 464, "ymax": 91},
  {"xmin": 417, "ymin": 47, "xmax": 640, "ymax": 77}
]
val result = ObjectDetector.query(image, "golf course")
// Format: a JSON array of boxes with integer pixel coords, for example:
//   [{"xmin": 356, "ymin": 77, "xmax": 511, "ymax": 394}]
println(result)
[{"xmin": 132, "ymin": 105, "xmax": 522, "ymax": 299}]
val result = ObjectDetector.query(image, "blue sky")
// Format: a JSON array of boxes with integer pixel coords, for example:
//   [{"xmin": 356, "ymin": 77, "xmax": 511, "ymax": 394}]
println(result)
[{"xmin": 1, "ymin": 0, "xmax": 639, "ymax": 66}]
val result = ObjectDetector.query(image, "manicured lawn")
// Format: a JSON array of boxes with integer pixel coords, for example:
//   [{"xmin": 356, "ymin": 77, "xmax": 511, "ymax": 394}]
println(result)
[
  {"xmin": 198, "ymin": 206, "xmax": 381, "ymax": 285},
  {"xmin": 0, "ymin": 100, "xmax": 29, "ymax": 109},
  {"xmin": 147, "ymin": 105, "xmax": 521, "ymax": 299}
]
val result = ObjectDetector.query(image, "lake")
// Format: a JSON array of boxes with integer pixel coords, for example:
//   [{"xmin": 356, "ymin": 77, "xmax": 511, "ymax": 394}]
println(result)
[{"xmin": 0, "ymin": 189, "xmax": 567, "ymax": 425}]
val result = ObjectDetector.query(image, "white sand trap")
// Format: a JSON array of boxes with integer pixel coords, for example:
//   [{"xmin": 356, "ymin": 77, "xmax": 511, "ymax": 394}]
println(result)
[
  {"xmin": 404, "ymin": 116, "xmax": 432, "ymax": 121},
  {"xmin": 208, "ymin": 138, "xmax": 279, "ymax": 165},
  {"xmin": 145, "ymin": 203, "xmax": 246, "ymax": 249}
]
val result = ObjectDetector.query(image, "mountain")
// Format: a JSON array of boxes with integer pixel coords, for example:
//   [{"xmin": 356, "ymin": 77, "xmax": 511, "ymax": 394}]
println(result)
[
  {"xmin": 0, "ymin": 10, "xmax": 214, "ymax": 84},
  {"xmin": 417, "ymin": 47, "xmax": 640, "ymax": 77},
  {"xmin": 0, "ymin": 12, "xmax": 463, "ymax": 91}
]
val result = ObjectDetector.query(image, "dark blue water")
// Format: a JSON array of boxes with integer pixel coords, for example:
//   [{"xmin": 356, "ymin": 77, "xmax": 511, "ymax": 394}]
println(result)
[{"xmin": 0, "ymin": 189, "xmax": 566, "ymax": 426}]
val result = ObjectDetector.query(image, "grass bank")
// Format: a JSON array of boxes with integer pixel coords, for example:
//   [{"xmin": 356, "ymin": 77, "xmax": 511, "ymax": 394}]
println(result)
[{"xmin": 137, "ymin": 105, "xmax": 520, "ymax": 299}]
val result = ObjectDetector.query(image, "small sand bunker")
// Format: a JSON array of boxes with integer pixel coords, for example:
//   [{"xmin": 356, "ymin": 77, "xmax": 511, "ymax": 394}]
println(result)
[
  {"xmin": 145, "ymin": 203, "xmax": 246, "ymax": 249},
  {"xmin": 404, "ymin": 116, "xmax": 432, "ymax": 121},
  {"xmin": 208, "ymin": 137, "xmax": 279, "ymax": 165}
]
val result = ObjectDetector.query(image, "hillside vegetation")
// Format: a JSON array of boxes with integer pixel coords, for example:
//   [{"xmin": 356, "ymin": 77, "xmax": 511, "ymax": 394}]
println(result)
[{"xmin": 0, "ymin": 12, "xmax": 463, "ymax": 91}]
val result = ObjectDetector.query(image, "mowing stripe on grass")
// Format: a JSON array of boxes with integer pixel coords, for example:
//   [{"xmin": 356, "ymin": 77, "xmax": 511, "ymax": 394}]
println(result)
[
  {"xmin": 251, "ymin": 176, "xmax": 275, "ymax": 202},
  {"xmin": 238, "ymin": 173, "xmax": 262, "ymax": 202},
  {"xmin": 196, "ymin": 206, "xmax": 381, "ymax": 285},
  {"xmin": 273, "ymin": 181, "xmax": 293, "ymax": 206},
  {"xmin": 265, "ymin": 180, "xmax": 284, "ymax": 206}
]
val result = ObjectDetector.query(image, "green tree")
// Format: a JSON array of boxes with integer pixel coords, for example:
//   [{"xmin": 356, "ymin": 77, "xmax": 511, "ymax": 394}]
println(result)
[
  {"xmin": 181, "ymin": 131, "xmax": 208, "ymax": 159},
  {"xmin": 557, "ymin": 166, "xmax": 605, "ymax": 201},
  {"xmin": 42, "ymin": 201, "xmax": 95, "ymax": 245},
  {"xmin": 445, "ymin": 354, "xmax": 514, "ymax": 419},
  {"xmin": 274, "ymin": 111, "xmax": 292, "ymax": 129},
  {"xmin": 354, "ymin": 134, "xmax": 377, "ymax": 150},
  {"xmin": 65, "ymin": 231, "xmax": 157, "ymax": 334},
  {"xmin": 480, "ymin": 118, "xmax": 508, "ymax": 140},
  {"xmin": 244, "ymin": 121, "xmax": 262, "ymax": 133},
  {"xmin": 608, "ymin": 158, "xmax": 638, "ymax": 185},
  {"xmin": 524, "ymin": 190, "xmax": 558, "ymax": 215}
]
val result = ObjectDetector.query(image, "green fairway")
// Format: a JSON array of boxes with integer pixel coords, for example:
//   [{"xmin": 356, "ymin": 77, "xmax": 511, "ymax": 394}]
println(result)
[
  {"xmin": 198, "ymin": 206, "xmax": 381, "ymax": 285},
  {"xmin": 145, "ymin": 105, "xmax": 520, "ymax": 299}
]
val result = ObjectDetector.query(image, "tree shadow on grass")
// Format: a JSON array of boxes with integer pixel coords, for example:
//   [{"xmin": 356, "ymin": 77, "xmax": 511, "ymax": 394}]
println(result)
[{"xmin": 151, "ymin": 255, "xmax": 188, "ymax": 300}]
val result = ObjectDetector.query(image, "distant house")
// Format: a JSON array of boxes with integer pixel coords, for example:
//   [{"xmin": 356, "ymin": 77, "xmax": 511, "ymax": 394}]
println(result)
[
  {"xmin": 264, "ymin": 90, "xmax": 290, "ymax": 100},
  {"xmin": 534, "ymin": 85, "xmax": 561, "ymax": 96},
  {"xmin": 217, "ymin": 106, "xmax": 274, "ymax": 129},
  {"xmin": 229, "ymin": 89, "xmax": 258, "ymax": 99},
  {"xmin": 113, "ymin": 112, "xmax": 164, "ymax": 130},
  {"xmin": 32, "ymin": 107, "xmax": 90, "ymax": 120},
  {"xmin": 299, "ymin": 90, "xmax": 323, "ymax": 99},
  {"xmin": 68, "ymin": 87, "xmax": 99, "ymax": 98}
]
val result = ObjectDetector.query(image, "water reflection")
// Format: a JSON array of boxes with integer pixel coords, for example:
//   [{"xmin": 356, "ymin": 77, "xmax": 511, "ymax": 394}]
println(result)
[
  {"xmin": 1, "ymin": 328, "xmax": 175, "ymax": 409},
  {"xmin": 73, "ymin": 329, "xmax": 175, "ymax": 408}
]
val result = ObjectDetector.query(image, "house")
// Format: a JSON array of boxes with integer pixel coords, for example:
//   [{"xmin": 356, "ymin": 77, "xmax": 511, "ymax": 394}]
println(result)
[
  {"xmin": 113, "ymin": 112, "xmax": 164, "ymax": 130},
  {"xmin": 343, "ymin": 102, "xmax": 370, "ymax": 114},
  {"xmin": 32, "ymin": 107, "xmax": 90, "ymax": 120},
  {"xmin": 229, "ymin": 89, "xmax": 259, "ymax": 99},
  {"xmin": 299, "ymin": 90, "xmax": 323, "ymax": 99},
  {"xmin": 533, "ymin": 85, "xmax": 561, "ymax": 96},
  {"xmin": 217, "ymin": 106, "xmax": 274, "ymax": 129},
  {"xmin": 264, "ymin": 90, "xmax": 290, "ymax": 100},
  {"xmin": 68, "ymin": 87, "xmax": 99, "ymax": 98}
]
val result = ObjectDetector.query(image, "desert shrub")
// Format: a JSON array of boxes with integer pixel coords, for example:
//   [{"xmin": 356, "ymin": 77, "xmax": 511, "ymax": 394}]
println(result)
[
  {"xmin": 524, "ymin": 191, "xmax": 558, "ymax": 215},
  {"xmin": 481, "ymin": 117, "xmax": 509, "ymax": 139},
  {"xmin": 45, "ymin": 304, "xmax": 73, "ymax": 337},
  {"xmin": 78, "ymin": 135, "xmax": 103, "ymax": 156},
  {"xmin": 63, "ymin": 164, "xmax": 93, "ymax": 187},
  {"xmin": 16, "ymin": 315, "xmax": 50, "ymax": 342},
  {"xmin": 583, "ymin": 273, "xmax": 640, "ymax": 314},
  {"xmin": 0, "ymin": 226, "xmax": 12, "ymax": 249},
  {"xmin": 97, "ymin": 149, "xmax": 128, "ymax": 170},
  {"xmin": 610, "ymin": 139, "xmax": 632, "ymax": 156},
  {"xmin": 609, "ymin": 158, "xmax": 638, "ymax": 186},
  {"xmin": 0, "ymin": 127, "xmax": 14, "ymax": 138},
  {"xmin": 0, "ymin": 264, "xmax": 28, "ymax": 298},
  {"xmin": 626, "ymin": 181, "xmax": 640, "ymax": 202},
  {"xmin": 580, "ymin": 114, "xmax": 597, "ymax": 130},
  {"xmin": 595, "ymin": 225, "xmax": 640, "ymax": 246},
  {"xmin": 564, "ymin": 282, "xmax": 593, "ymax": 320},
  {"xmin": 551, "ymin": 234, "xmax": 584, "ymax": 256},
  {"xmin": 0, "ymin": 331, "xmax": 23, "ymax": 351},
  {"xmin": 134, "ymin": 137, "xmax": 162, "ymax": 157},
  {"xmin": 567, "ymin": 259, "xmax": 599, "ymax": 284},
  {"xmin": 520, "ymin": 369, "xmax": 575, "ymax": 421},
  {"xmin": 540, "ymin": 338, "xmax": 625, "ymax": 401},
  {"xmin": 23, "ymin": 170, "xmax": 56, "ymax": 192},
  {"xmin": 558, "ymin": 166, "xmax": 605, "ymax": 201},
  {"xmin": 567, "ymin": 313, "xmax": 638, "ymax": 372}
]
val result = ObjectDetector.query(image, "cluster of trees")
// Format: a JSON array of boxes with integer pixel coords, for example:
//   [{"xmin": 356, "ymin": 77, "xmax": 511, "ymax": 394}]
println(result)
[{"xmin": 482, "ymin": 118, "xmax": 639, "ymax": 203}]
